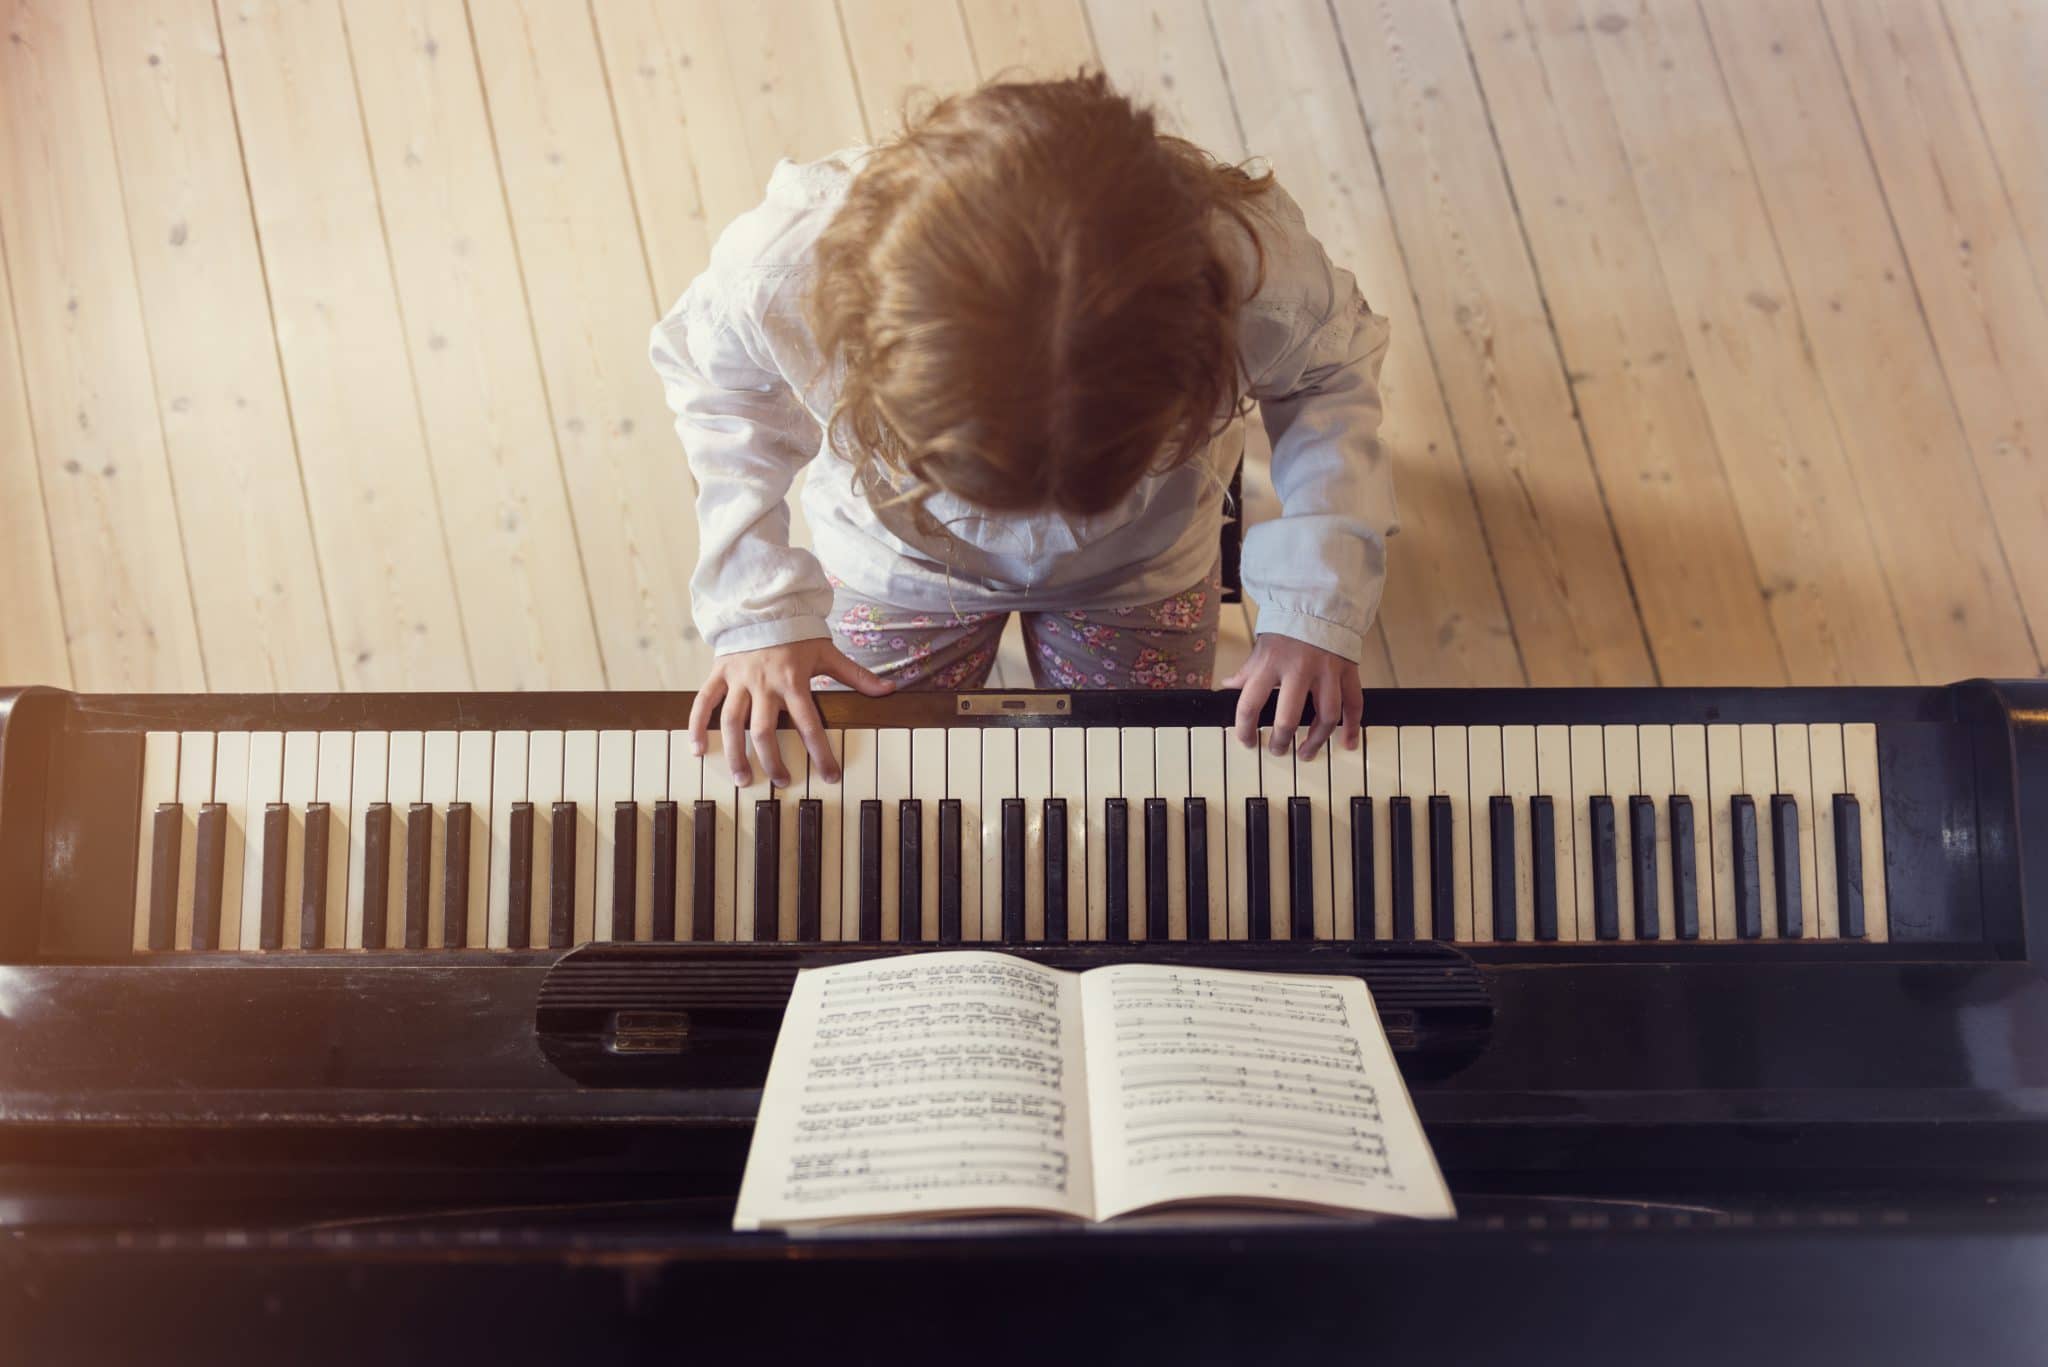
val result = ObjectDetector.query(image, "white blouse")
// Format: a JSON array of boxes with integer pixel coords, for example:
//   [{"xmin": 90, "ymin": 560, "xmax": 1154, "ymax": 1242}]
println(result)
[{"xmin": 649, "ymin": 150, "xmax": 1396, "ymax": 663}]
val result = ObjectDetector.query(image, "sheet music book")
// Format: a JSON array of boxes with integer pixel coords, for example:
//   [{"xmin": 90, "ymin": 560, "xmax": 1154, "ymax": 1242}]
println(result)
[{"xmin": 733, "ymin": 952, "xmax": 1456, "ymax": 1231}]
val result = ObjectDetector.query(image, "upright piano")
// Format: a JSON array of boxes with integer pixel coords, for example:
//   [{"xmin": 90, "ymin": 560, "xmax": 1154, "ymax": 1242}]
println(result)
[{"xmin": 2, "ymin": 680, "xmax": 2045, "ymax": 1362}]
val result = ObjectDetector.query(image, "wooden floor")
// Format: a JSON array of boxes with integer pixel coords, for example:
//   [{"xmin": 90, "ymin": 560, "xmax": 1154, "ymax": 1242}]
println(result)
[{"xmin": 2, "ymin": 0, "xmax": 2044, "ymax": 695}]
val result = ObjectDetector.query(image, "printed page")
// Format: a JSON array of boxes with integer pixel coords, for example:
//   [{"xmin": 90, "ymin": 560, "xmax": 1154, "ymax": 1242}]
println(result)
[
  {"xmin": 1080, "ymin": 964, "xmax": 1455, "ymax": 1222},
  {"xmin": 733, "ymin": 952, "xmax": 1094, "ymax": 1230}
]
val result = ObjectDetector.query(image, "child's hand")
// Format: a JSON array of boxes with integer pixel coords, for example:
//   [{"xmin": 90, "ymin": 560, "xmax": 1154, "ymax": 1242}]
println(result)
[
  {"xmin": 689, "ymin": 640, "xmax": 894, "ymax": 786},
  {"xmin": 1222, "ymin": 635, "xmax": 1363, "ymax": 760}
]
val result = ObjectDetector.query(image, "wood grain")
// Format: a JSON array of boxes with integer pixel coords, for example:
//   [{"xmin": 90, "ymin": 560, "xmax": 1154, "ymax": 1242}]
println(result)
[
  {"xmin": 959, "ymin": 0, "xmax": 1095, "ymax": 79},
  {"xmin": 0, "ymin": 243, "xmax": 70, "ymax": 686},
  {"xmin": 838, "ymin": 0, "xmax": 980, "ymax": 137}
]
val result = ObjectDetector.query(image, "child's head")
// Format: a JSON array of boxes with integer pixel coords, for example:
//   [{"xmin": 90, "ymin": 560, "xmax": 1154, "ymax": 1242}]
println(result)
[{"xmin": 808, "ymin": 72, "xmax": 1273, "ymax": 517}]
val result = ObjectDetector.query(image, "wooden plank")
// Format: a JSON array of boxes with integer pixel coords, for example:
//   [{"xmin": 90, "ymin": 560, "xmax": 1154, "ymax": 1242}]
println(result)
[
  {"xmin": 839, "ymin": 0, "xmax": 980, "ymax": 137},
  {"xmin": 342, "ymin": 0, "xmax": 606, "ymax": 690},
  {"xmin": 467, "ymin": 0, "xmax": 712, "ymax": 687},
  {"xmin": 215, "ymin": 0, "xmax": 469, "ymax": 689},
  {"xmin": 1820, "ymin": 0, "xmax": 2048, "ymax": 670},
  {"xmin": 715, "ymin": 0, "xmax": 870, "ymax": 183},
  {"xmin": 1331, "ymin": 0, "xmax": 1653, "ymax": 686},
  {"xmin": 958, "ymin": 0, "xmax": 1096, "ymax": 79},
  {"xmin": 0, "ymin": 0, "xmax": 205, "ymax": 689},
  {"xmin": 93, "ymin": 0, "xmax": 338, "ymax": 691},
  {"xmin": 0, "ymin": 237, "xmax": 69, "ymax": 685},
  {"xmin": 1458, "ymin": 0, "xmax": 1785, "ymax": 685},
  {"xmin": 1083, "ymin": 0, "xmax": 1238, "ymax": 151},
  {"xmin": 1941, "ymin": 1, "xmax": 2048, "ymax": 297},
  {"xmin": 1212, "ymin": 1, "xmax": 1519, "ymax": 687},
  {"xmin": 1698, "ymin": 0, "xmax": 2038, "ymax": 680}
]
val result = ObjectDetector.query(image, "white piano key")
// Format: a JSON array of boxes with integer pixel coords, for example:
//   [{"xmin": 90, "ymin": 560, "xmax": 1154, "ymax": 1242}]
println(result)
[
  {"xmin": 313, "ymin": 725, "xmax": 354, "ymax": 950},
  {"xmin": 453, "ymin": 731, "xmax": 490, "ymax": 948},
  {"xmin": 839, "ymin": 730, "xmax": 877, "ymax": 940},
  {"xmin": 734, "ymin": 746, "xmax": 778, "ymax": 943},
  {"xmin": 1297, "ymin": 732, "xmax": 1334, "ymax": 941},
  {"xmin": 385, "ymin": 732, "xmax": 423, "ymax": 950},
  {"xmin": 1809, "ymin": 723, "xmax": 1845, "ymax": 939},
  {"xmin": 1534, "ymin": 726, "xmax": 1574, "ymax": 941},
  {"xmin": 281, "ymin": 733, "xmax": 320, "ymax": 947},
  {"xmin": 776, "ymin": 731, "xmax": 806, "ymax": 940},
  {"xmin": 593, "ymin": 730, "xmax": 633, "ymax": 941},
  {"xmin": 876, "ymin": 729, "xmax": 912, "ymax": 942},
  {"xmin": 212, "ymin": 731, "xmax": 249, "ymax": 952},
  {"xmin": 1775, "ymin": 723, "xmax": 1818, "ymax": 940},
  {"xmin": 1637, "ymin": 725, "xmax": 1674, "ymax": 940},
  {"xmin": 1434, "ymin": 726, "xmax": 1471, "ymax": 943},
  {"xmin": 527, "ymin": 731, "xmax": 564, "ymax": 949},
  {"xmin": 239, "ymin": 732, "xmax": 284, "ymax": 952},
  {"xmin": 1085, "ymin": 727, "xmax": 1120, "ymax": 941},
  {"xmin": 1018, "ymin": 728, "xmax": 1052, "ymax": 941},
  {"xmin": 981, "ymin": 728, "xmax": 1017, "ymax": 940},
  {"xmin": 345, "ymin": 732, "xmax": 388, "ymax": 949},
  {"xmin": 563, "ymin": 731, "xmax": 599, "ymax": 944},
  {"xmin": 912, "ymin": 728, "xmax": 947, "ymax": 942},
  {"xmin": 814, "ymin": 729, "xmax": 844, "ymax": 941},
  {"xmin": 487, "ymin": 731, "xmax": 528, "ymax": 949},
  {"xmin": 1604, "ymin": 725, "xmax": 1638, "ymax": 942},
  {"xmin": 1502, "ymin": 726, "xmax": 1538, "ymax": 942},
  {"xmin": 1567, "ymin": 725, "xmax": 1602, "ymax": 943},
  {"xmin": 945, "ymin": 730, "xmax": 980, "ymax": 942},
  {"xmin": 1397, "ymin": 727, "xmax": 1432, "ymax": 940},
  {"xmin": 173, "ymin": 731, "xmax": 213, "ymax": 951},
  {"xmin": 1223, "ymin": 729, "xmax": 1260, "ymax": 941},
  {"xmin": 1705, "ymin": 724, "xmax": 1742, "ymax": 941},
  {"xmin": 700, "ymin": 729, "xmax": 738, "ymax": 942},
  {"xmin": 1051, "ymin": 728, "xmax": 1087, "ymax": 941},
  {"xmin": 1741, "ymin": 723, "xmax": 1779, "ymax": 940},
  {"xmin": 420, "ymin": 732, "xmax": 457, "ymax": 948},
  {"xmin": 632, "ymin": 730, "xmax": 668, "ymax": 941},
  {"xmin": 1258, "ymin": 730, "xmax": 1294, "ymax": 940},
  {"xmin": 1365, "ymin": 726, "xmax": 1398, "ymax": 941},
  {"xmin": 1466, "ymin": 726, "xmax": 1502, "ymax": 942},
  {"xmin": 1121, "ymin": 727, "xmax": 1156, "ymax": 939},
  {"xmin": 667, "ymin": 730, "xmax": 699, "ymax": 941},
  {"xmin": 1673, "ymin": 725, "xmax": 1711, "ymax": 939},
  {"xmin": 1330, "ymin": 730, "xmax": 1366, "ymax": 942},
  {"xmin": 1155, "ymin": 727, "xmax": 1191, "ymax": 940},
  {"xmin": 1843, "ymin": 722, "xmax": 1889, "ymax": 943}
]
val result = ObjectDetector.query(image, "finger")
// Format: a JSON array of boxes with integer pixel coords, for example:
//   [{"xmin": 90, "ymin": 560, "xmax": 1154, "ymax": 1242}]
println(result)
[
  {"xmin": 786, "ymin": 687, "xmax": 839, "ymax": 783},
  {"xmin": 750, "ymin": 708, "xmax": 789, "ymax": 788},
  {"xmin": 1300, "ymin": 678, "xmax": 1342, "ymax": 760},
  {"xmin": 821, "ymin": 651, "xmax": 895, "ymax": 697},
  {"xmin": 1268, "ymin": 676, "xmax": 1308, "ymax": 755},
  {"xmin": 688, "ymin": 676, "xmax": 726, "ymax": 758},
  {"xmin": 721, "ymin": 686, "xmax": 752, "ymax": 785},
  {"xmin": 1341, "ymin": 674, "xmax": 1365, "ymax": 751},
  {"xmin": 1231, "ymin": 667, "xmax": 1275, "ymax": 748}
]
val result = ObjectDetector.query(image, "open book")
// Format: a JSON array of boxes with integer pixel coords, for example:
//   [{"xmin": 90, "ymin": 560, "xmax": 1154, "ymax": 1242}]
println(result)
[{"xmin": 733, "ymin": 952, "xmax": 1455, "ymax": 1231}]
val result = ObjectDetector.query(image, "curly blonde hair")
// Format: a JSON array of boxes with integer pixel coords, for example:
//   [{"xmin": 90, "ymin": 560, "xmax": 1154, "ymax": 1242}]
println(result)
[{"xmin": 805, "ymin": 71, "xmax": 1274, "ymax": 517}]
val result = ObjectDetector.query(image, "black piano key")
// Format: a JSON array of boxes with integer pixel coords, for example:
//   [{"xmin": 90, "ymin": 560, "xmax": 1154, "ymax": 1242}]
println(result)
[
  {"xmin": 191, "ymin": 803, "xmax": 226, "ymax": 952},
  {"xmin": 260, "ymin": 802, "xmax": 289, "ymax": 951},
  {"xmin": 1531, "ymin": 796, "xmax": 1559, "ymax": 942},
  {"xmin": 650, "ymin": 801, "xmax": 678, "ymax": 941},
  {"xmin": 610, "ymin": 801, "xmax": 636, "ymax": 942},
  {"xmin": 691, "ymin": 801, "xmax": 716, "ymax": 940},
  {"xmin": 1630, "ymin": 795, "xmax": 1659, "ymax": 940},
  {"xmin": 1244, "ymin": 797, "xmax": 1271, "ymax": 941},
  {"xmin": 358, "ymin": 801, "xmax": 390, "ymax": 952},
  {"xmin": 1042, "ymin": 798, "xmax": 1067, "ymax": 943},
  {"xmin": 506, "ymin": 802, "xmax": 534, "ymax": 950},
  {"xmin": 1184, "ymin": 796, "xmax": 1209, "ymax": 943},
  {"xmin": 1389, "ymin": 797, "xmax": 1414, "ymax": 941},
  {"xmin": 403, "ymin": 803, "xmax": 431, "ymax": 950},
  {"xmin": 797, "ymin": 799, "xmax": 822, "ymax": 942},
  {"xmin": 1144, "ymin": 797, "xmax": 1169, "ymax": 941},
  {"xmin": 1772, "ymin": 794, "xmax": 1803, "ymax": 939},
  {"xmin": 443, "ymin": 801, "xmax": 471, "ymax": 949},
  {"xmin": 754, "ymin": 799, "xmax": 780, "ymax": 943},
  {"xmin": 147, "ymin": 803, "xmax": 181, "ymax": 951},
  {"xmin": 1352, "ymin": 795, "xmax": 1375, "ymax": 943},
  {"xmin": 1003, "ymin": 798, "xmax": 1027, "ymax": 943},
  {"xmin": 1488, "ymin": 796, "xmax": 1515, "ymax": 941},
  {"xmin": 858, "ymin": 800, "xmax": 882, "ymax": 940},
  {"xmin": 1590, "ymin": 796, "xmax": 1619, "ymax": 941},
  {"xmin": 550, "ymin": 801, "xmax": 577, "ymax": 948},
  {"xmin": 1670, "ymin": 796, "xmax": 1700, "ymax": 941},
  {"xmin": 301, "ymin": 801, "xmax": 331, "ymax": 950},
  {"xmin": 1732, "ymin": 795, "xmax": 1762, "ymax": 939},
  {"xmin": 1428, "ymin": 795, "xmax": 1455, "ymax": 941},
  {"xmin": 939, "ymin": 799, "xmax": 964, "ymax": 944},
  {"xmin": 1288, "ymin": 796, "xmax": 1315, "ymax": 940},
  {"xmin": 900, "ymin": 798, "xmax": 924, "ymax": 943},
  {"xmin": 1105, "ymin": 798, "xmax": 1131, "ymax": 943},
  {"xmin": 1834, "ymin": 794, "xmax": 1865, "ymax": 939}
]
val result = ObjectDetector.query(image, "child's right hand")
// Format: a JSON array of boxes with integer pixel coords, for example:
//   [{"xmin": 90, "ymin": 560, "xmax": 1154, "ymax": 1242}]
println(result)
[{"xmin": 688, "ymin": 639, "xmax": 894, "ymax": 787}]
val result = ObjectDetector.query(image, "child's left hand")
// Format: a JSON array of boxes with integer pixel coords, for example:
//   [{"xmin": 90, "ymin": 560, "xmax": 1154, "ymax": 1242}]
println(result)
[{"xmin": 1222, "ymin": 635, "xmax": 1363, "ymax": 760}]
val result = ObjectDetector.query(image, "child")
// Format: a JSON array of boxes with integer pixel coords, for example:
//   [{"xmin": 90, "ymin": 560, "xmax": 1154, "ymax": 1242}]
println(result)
[{"xmin": 652, "ymin": 74, "xmax": 1392, "ymax": 788}]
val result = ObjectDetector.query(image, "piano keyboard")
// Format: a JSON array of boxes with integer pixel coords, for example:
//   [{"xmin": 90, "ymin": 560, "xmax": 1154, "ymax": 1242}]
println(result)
[{"xmin": 130, "ymin": 721, "xmax": 1888, "ymax": 952}]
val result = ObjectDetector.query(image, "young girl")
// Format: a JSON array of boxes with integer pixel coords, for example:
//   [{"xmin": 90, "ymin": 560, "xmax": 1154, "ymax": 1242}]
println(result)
[{"xmin": 652, "ymin": 74, "xmax": 1393, "ymax": 788}]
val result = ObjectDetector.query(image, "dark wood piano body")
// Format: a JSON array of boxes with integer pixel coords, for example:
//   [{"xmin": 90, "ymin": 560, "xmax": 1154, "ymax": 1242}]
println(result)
[{"xmin": 2, "ymin": 680, "xmax": 2046, "ymax": 1363}]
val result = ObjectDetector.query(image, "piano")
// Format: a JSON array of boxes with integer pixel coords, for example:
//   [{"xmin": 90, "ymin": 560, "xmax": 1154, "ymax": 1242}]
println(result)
[{"xmin": 3, "ymin": 680, "xmax": 2046, "ymax": 1362}]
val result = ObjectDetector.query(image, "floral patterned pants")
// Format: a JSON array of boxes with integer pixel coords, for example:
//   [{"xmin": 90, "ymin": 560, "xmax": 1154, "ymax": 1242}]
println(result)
[{"xmin": 825, "ymin": 563, "xmax": 1222, "ymax": 691}]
